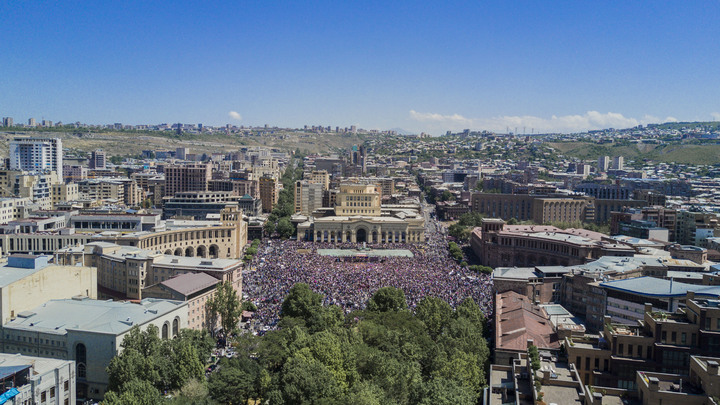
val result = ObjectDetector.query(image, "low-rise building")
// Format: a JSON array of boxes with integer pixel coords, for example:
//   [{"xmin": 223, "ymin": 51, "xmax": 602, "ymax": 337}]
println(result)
[
  {"xmin": 0, "ymin": 353, "xmax": 75, "ymax": 405},
  {"xmin": 143, "ymin": 272, "xmax": 221, "ymax": 331},
  {"xmin": 59, "ymin": 242, "xmax": 242, "ymax": 302},
  {"xmin": 494, "ymin": 291, "xmax": 560, "ymax": 366},
  {"xmin": 0, "ymin": 297, "xmax": 187, "ymax": 401},
  {"xmin": 471, "ymin": 219, "xmax": 634, "ymax": 269}
]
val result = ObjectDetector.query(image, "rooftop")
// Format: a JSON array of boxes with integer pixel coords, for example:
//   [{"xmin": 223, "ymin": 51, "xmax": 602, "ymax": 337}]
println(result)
[
  {"xmin": 496, "ymin": 291, "xmax": 560, "ymax": 351},
  {"xmin": 158, "ymin": 272, "xmax": 220, "ymax": 296},
  {"xmin": 3, "ymin": 298, "xmax": 186, "ymax": 335},
  {"xmin": 601, "ymin": 276, "xmax": 720, "ymax": 298},
  {"xmin": 317, "ymin": 248, "xmax": 414, "ymax": 258},
  {"xmin": 0, "ymin": 353, "xmax": 72, "ymax": 376}
]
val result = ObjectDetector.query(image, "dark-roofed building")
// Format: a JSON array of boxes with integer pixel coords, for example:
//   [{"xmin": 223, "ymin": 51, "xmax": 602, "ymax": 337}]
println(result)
[
  {"xmin": 495, "ymin": 291, "xmax": 560, "ymax": 366},
  {"xmin": 143, "ymin": 272, "xmax": 221, "ymax": 331}
]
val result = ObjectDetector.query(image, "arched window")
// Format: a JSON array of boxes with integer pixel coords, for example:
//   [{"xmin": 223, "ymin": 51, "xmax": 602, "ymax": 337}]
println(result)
[
  {"xmin": 162, "ymin": 323, "xmax": 169, "ymax": 339},
  {"xmin": 172, "ymin": 318, "xmax": 179, "ymax": 337},
  {"xmin": 76, "ymin": 343, "xmax": 87, "ymax": 378}
]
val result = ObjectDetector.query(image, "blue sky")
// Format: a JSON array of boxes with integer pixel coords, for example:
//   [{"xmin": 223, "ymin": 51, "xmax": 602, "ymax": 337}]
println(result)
[{"xmin": 1, "ymin": 1, "xmax": 719, "ymax": 134}]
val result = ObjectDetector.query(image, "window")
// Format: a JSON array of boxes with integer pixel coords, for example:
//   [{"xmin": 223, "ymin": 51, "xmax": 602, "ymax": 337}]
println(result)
[
  {"xmin": 50, "ymin": 387, "xmax": 55, "ymax": 398},
  {"xmin": 594, "ymin": 358, "xmax": 599, "ymax": 369},
  {"xmin": 671, "ymin": 331, "xmax": 677, "ymax": 343},
  {"xmin": 637, "ymin": 345, "xmax": 643, "ymax": 358},
  {"xmin": 603, "ymin": 359, "xmax": 609, "ymax": 371},
  {"xmin": 64, "ymin": 381, "xmax": 69, "ymax": 391},
  {"xmin": 662, "ymin": 331, "xmax": 667, "ymax": 342},
  {"xmin": 628, "ymin": 345, "xmax": 633, "ymax": 357},
  {"xmin": 681, "ymin": 333, "xmax": 687, "ymax": 344},
  {"xmin": 618, "ymin": 344, "xmax": 624, "ymax": 355},
  {"xmin": 585, "ymin": 357, "xmax": 590, "ymax": 370},
  {"xmin": 41, "ymin": 391, "xmax": 46, "ymax": 402},
  {"xmin": 576, "ymin": 356, "xmax": 581, "ymax": 369}
]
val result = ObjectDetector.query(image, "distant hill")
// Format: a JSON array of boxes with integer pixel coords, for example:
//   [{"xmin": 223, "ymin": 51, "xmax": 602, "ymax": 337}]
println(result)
[
  {"xmin": 646, "ymin": 121, "xmax": 720, "ymax": 131},
  {"xmin": 389, "ymin": 127, "xmax": 416, "ymax": 136},
  {"xmin": 548, "ymin": 140, "xmax": 720, "ymax": 165},
  {"xmin": 0, "ymin": 129, "xmax": 372, "ymax": 158}
]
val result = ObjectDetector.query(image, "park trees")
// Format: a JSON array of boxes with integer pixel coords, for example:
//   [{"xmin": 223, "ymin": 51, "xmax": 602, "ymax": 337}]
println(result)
[{"xmin": 206, "ymin": 281, "xmax": 242, "ymax": 336}]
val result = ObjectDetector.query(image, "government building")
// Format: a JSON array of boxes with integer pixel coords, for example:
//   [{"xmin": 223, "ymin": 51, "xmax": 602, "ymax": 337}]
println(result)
[{"xmin": 296, "ymin": 183, "xmax": 425, "ymax": 243}]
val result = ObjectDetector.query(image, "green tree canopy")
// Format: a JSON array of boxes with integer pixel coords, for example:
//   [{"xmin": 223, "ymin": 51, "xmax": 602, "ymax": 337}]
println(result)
[
  {"xmin": 207, "ymin": 281, "xmax": 242, "ymax": 336},
  {"xmin": 281, "ymin": 283, "xmax": 323, "ymax": 320},
  {"xmin": 367, "ymin": 287, "xmax": 407, "ymax": 312}
]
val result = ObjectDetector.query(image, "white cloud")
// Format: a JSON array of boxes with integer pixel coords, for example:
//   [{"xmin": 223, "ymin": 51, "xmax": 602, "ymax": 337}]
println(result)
[
  {"xmin": 409, "ymin": 110, "xmax": 472, "ymax": 124},
  {"xmin": 228, "ymin": 111, "xmax": 242, "ymax": 121},
  {"xmin": 409, "ymin": 110, "xmax": 683, "ymax": 134}
]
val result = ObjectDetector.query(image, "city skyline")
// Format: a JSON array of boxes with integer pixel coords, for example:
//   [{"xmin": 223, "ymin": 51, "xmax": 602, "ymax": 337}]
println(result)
[{"xmin": 2, "ymin": 1, "xmax": 719, "ymax": 134}]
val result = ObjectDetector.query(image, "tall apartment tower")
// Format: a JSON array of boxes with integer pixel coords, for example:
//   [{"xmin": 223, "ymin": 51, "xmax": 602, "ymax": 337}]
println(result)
[
  {"xmin": 164, "ymin": 163, "xmax": 212, "ymax": 197},
  {"xmin": 9, "ymin": 137, "xmax": 63, "ymax": 183},
  {"xmin": 27, "ymin": 118, "xmax": 36, "ymax": 127},
  {"xmin": 259, "ymin": 175, "xmax": 279, "ymax": 213},
  {"xmin": 89, "ymin": 150, "xmax": 107, "ymax": 169},
  {"xmin": 598, "ymin": 156, "xmax": 610, "ymax": 172},
  {"xmin": 612, "ymin": 156, "xmax": 624, "ymax": 170},
  {"xmin": 175, "ymin": 147, "xmax": 189, "ymax": 160},
  {"xmin": 294, "ymin": 180, "xmax": 324, "ymax": 215},
  {"xmin": 2, "ymin": 117, "xmax": 13, "ymax": 127}
]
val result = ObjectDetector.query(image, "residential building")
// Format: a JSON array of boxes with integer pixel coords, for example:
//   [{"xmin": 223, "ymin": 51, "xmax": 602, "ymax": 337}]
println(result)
[
  {"xmin": 9, "ymin": 137, "xmax": 63, "ymax": 183},
  {"xmin": 259, "ymin": 175, "xmax": 279, "ymax": 213},
  {"xmin": 612, "ymin": 156, "xmax": 624, "ymax": 170},
  {"xmin": 51, "ymin": 183, "xmax": 79, "ymax": 208},
  {"xmin": 294, "ymin": 180, "xmax": 324, "ymax": 215},
  {"xmin": 164, "ymin": 164, "xmax": 212, "ymax": 197},
  {"xmin": 88, "ymin": 150, "xmax": 106, "ymax": 170},
  {"xmin": 163, "ymin": 191, "xmax": 244, "ymax": 220}
]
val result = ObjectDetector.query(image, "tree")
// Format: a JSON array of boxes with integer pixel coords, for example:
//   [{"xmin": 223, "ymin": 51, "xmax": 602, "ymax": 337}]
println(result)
[
  {"xmin": 242, "ymin": 301, "xmax": 257, "ymax": 312},
  {"xmin": 276, "ymin": 217, "xmax": 295, "ymax": 239},
  {"xmin": 103, "ymin": 379, "xmax": 163, "ymax": 405},
  {"xmin": 440, "ymin": 190, "xmax": 455, "ymax": 201},
  {"xmin": 177, "ymin": 329, "xmax": 215, "ymax": 364},
  {"xmin": 367, "ymin": 287, "xmax": 407, "ymax": 312},
  {"xmin": 415, "ymin": 296, "xmax": 452, "ymax": 339},
  {"xmin": 120, "ymin": 324, "xmax": 162, "ymax": 357},
  {"xmin": 169, "ymin": 340, "xmax": 205, "ymax": 389},
  {"xmin": 281, "ymin": 283, "xmax": 323, "ymax": 320},
  {"xmin": 208, "ymin": 357, "xmax": 261, "ymax": 404},
  {"xmin": 419, "ymin": 377, "xmax": 474, "ymax": 405},
  {"xmin": 207, "ymin": 281, "xmax": 242, "ymax": 337},
  {"xmin": 263, "ymin": 220, "xmax": 276, "ymax": 236},
  {"xmin": 107, "ymin": 348, "xmax": 160, "ymax": 391},
  {"xmin": 281, "ymin": 355, "xmax": 343, "ymax": 404}
]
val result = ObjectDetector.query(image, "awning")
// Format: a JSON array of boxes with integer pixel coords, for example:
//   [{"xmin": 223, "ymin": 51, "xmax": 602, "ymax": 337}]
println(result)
[{"xmin": 0, "ymin": 387, "xmax": 20, "ymax": 404}]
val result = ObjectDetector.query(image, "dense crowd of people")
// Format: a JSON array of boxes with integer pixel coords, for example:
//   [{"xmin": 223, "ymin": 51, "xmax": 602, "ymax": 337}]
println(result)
[{"xmin": 243, "ymin": 217, "xmax": 493, "ymax": 331}]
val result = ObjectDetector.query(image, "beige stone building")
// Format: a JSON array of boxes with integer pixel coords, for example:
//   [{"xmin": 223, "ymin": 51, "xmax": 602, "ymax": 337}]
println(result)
[
  {"xmin": 308, "ymin": 170, "xmax": 330, "ymax": 191},
  {"xmin": 143, "ymin": 272, "xmax": 221, "ymax": 331},
  {"xmin": 259, "ymin": 175, "xmax": 279, "ymax": 213},
  {"xmin": 51, "ymin": 183, "xmax": 79, "ymax": 208},
  {"xmin": 297, "ymin": 183, "xmax": 425, "ymax": 244},
  {"xmin": 164, "ymin": 163, "xmax": 212, "ymax": 197},
  {"xmin": 0, "ymin": 254, "xmax": 96, "ymax": 325},
  {"xmin": 0, "ymin": 206, "xmax": 247, "ymax": 258},
  {"xmin": 59, "ymin": 241, "xmax": 242, "ymax": 302},
  {"xmin": 334, "ymin": 183, "xmax": 382, "ymax": 217}
]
